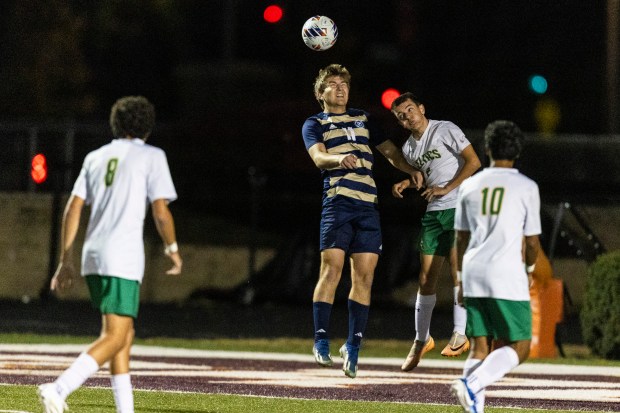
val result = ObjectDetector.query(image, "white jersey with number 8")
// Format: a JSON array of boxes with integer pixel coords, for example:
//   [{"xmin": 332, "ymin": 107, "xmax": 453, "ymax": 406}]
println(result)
[{"xmin": 72, "ymin": 138, "xmax": 177, "ymax": 282}]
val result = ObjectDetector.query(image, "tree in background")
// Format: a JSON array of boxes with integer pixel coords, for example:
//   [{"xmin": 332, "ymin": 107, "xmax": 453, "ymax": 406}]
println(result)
[
  {"xmin": 0, "ymin": 0, "xmax": 183, "ymax": 118},
  {"xmin": 0, "ymin": 0, "xmax": 92, "ymax": 117}
]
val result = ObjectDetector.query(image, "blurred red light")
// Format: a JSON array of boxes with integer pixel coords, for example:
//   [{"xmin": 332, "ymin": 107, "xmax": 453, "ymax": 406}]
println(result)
[
  {"xmin": 263, "ymin": 5, "xmax": 283, "ymax": 23},
  {"xmin": 31, "ymin": 153, "xmax": 48, "ymax": 184},
  {"xmin": 381, "ymin": 88, "xmax": 401, "ymax": 110}
]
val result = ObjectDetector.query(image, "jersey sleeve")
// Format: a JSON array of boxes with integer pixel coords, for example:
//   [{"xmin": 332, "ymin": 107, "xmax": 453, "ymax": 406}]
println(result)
[
  {"xmin": 147, "ymin": 150, "xmax": 177, "ymax": 204},
  {"xmin": 523, "ymin": 182, "xmax": 542, "ymax": 236},
  {"xmin": 444, "ymin": 122, "xmax": 471, "ymax": 154},
  {"xmin": 302, "ymin": 117, "xmax": 323, "ymax": 150}
]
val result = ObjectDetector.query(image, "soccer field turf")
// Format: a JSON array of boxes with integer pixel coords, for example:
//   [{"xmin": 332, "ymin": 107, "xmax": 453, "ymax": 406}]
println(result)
[{"xmin": 1, "ymin": 337, "xmax": 619, "ymax": 412}]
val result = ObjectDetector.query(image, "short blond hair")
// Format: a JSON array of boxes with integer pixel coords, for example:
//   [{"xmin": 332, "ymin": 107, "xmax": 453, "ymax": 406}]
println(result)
[{"xmin": 313, "ymin": 64, "xmax": 351, "ymax": 109}]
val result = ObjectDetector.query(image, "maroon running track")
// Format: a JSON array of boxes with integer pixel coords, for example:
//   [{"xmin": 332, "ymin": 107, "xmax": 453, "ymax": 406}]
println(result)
[{"xmin": 1, "ymin": 344, "xmax": 619, "ymax": 412}]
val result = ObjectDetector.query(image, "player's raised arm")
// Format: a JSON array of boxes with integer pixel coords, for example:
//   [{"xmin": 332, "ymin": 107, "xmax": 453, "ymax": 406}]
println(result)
[
  {"xmin": 445, "ymin": 144, "xmax": 481, "ymax": 193},
  {"xmin": 307, "ymin": 142, "xmax": 358, "ymax": 170},
  {"xmin": 375, "ymin": 139, "xmax": 424, "ymax": 190}
]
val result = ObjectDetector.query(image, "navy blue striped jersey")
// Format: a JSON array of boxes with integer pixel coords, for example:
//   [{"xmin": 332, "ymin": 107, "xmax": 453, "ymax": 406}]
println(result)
[{"xmin": 302, "ymin": 108, "xmax": 387, "ymax": 208}]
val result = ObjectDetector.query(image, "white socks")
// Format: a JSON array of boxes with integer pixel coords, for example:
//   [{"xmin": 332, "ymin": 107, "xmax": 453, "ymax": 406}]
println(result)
[
  {"xmin": 414, "ymin": 293, "xmax": 436, "ymax": 342},
  {"xmin": 463, "ymin": 357, "xmax": 482, "ymax": 376},
  {"xmin": 111, "ymin": 373, "xmax": 134, "ymax": 413},
  {"xmin": 52, "ymin": 352, "xmax": 134, "ymax": 413},
  {"xmin": 453, "ymin": 286, "xmax": 467, "ymax": 335},
  {"xmin": 464, "ymin": 358, "xmax": 485, "ymax": 412},
  {"xmin": 466, "ymin": 346, "xmax": 520, "ymax": 394},
  {"xmin": 55, "ymin": 352, "xmax": 100, "ymax": 399}
]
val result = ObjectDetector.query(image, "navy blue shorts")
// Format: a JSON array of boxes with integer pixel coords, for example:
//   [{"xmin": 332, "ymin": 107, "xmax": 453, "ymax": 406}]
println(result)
[{"xmin": 319, "ymin": 201, "xmax": 382, "ymax": 255}]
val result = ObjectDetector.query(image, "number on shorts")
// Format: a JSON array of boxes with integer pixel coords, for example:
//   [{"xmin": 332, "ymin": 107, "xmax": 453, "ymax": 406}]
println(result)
[
  {"xmin": 481, "ymin": 187, "xmax": 504, "ymax": 215},
  {"xmin": 105, "ymin": 158, "xmax": 118, "ymax": 186}
]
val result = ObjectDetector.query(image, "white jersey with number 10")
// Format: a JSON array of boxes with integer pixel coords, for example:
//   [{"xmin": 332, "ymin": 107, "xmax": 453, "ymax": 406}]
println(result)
[{"xmin": 454, "ymin": 167, "xmax": 541, "ymax": 301}]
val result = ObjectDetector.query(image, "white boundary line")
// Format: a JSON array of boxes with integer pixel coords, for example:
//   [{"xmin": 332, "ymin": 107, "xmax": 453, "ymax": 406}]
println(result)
[
  {"xmin": 1, "ymin": 343, "xmax": 619, "ymax": 377},
  {"xmin": 0, "ymin": 411, "xmax": 32, "ymax": 413}
]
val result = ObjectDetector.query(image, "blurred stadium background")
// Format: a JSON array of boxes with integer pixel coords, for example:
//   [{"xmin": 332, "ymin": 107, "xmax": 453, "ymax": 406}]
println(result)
[{"xmin": 1, "ymin": 0, "xmax": 619, "ymax": 344}]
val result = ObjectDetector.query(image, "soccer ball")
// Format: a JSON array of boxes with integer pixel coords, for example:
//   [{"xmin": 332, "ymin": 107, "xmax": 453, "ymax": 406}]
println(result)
[{"xmin": 301, "ymin": 15, "xmax": 338, "ymax": 51}]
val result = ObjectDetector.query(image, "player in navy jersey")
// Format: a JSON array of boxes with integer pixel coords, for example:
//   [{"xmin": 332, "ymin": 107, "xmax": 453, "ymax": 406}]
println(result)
[{"xmin": 302, "ymin": 64, "xmax": 422, "ymax": 378}]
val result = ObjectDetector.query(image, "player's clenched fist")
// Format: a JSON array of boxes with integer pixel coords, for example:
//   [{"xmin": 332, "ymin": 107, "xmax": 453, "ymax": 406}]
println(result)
[{"xmin": 339, "ymin": 154, "xmax": 358, "ymax": 169}]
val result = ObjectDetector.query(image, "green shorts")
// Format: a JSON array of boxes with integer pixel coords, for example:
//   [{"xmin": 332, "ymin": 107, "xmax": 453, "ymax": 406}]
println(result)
[
  {"xmin": 418, "ymin": 209, "xmax": 455, "ymax": 256},
  {"xmin": 464, "ymin": 297, "xmax": 532, "ymax": 341},
  {"xmin": 85, "ymin": 275, "xmax": 140, "ymax": 318}
]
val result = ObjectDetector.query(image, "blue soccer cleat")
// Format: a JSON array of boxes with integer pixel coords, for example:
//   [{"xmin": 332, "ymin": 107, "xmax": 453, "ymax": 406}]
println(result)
[
  {"xmin": 313, "ymin": 339, "xmax": 333, "ymax": 367},
  {"xmin": 339, "ymin": 343, "xmax": 359, "ymax": 378}
]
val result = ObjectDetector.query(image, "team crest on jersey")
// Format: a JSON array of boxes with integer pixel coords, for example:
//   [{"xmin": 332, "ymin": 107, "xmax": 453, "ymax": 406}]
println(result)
[{"xmin": 354, "ymin": 120, "xmax": 364, "ymax": 128}]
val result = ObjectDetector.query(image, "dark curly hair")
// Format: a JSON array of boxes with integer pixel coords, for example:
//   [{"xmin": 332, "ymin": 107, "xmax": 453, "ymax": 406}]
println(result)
[
  {"xmin": 484, "ymin": 120, "xmax": 524, "ymax": 161},
  {"xmin": 391, "ymin": 92, "xmax": 423, "ymax": 110},
  {"xmin": 109, "ymin": 96, "xmax": 155, "ymax": 140}
]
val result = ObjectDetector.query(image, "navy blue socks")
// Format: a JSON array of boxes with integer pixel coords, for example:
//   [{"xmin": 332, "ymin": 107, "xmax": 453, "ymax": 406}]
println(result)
[
  {"xmin": 313, "ymin": 301, "xmax": 332, "ymax": 342},
  {"xmin": 347, "ymin": 299, "xmax": 369, "ymax": 348}
]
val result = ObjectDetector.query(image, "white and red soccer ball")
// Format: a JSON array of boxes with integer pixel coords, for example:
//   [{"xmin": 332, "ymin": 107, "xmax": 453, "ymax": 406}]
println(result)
[{"xmin": 301, "ymin": 15, "xmax": 338, "ymax": 51}]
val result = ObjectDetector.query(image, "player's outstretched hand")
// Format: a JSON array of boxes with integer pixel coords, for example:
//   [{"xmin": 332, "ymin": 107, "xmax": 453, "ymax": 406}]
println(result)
[
  {"xmin": 165, "ymin": 251, "xmax": 182, "ymax": 275},
  {"xmin": 51, "ymin": 262, "xmax": 76, "ymax": 291},
  {"xmin": 421, "ymin": 185, "xmax": 449, "ymax": 202}
]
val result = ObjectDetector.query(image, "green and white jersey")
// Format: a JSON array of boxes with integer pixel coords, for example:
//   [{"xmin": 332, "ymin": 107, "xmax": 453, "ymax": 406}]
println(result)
[
  {"xmin": 401, "ymin": 120, "xmax": 471, "ymax": 211},
  {"xmin": 455, "ymin": 168, "xmax": 541, "ymax": 300},
  {"xmin": 72, "ymin": 138, "xmax": 177, "ymax": 282}
]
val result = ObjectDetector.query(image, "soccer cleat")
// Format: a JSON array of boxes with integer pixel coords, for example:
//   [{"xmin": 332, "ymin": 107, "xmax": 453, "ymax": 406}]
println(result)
[
  {"xmin": 441, "ymin": 332, "xmax": 471, "ymax": 357},
  {"xmin": 450, "ymin": 378, "xmax": 478, "ymax": 413},
  {"xmin": 38, "ymin": 383, "xmax": 68, "ymax": 413},
  {"xmin": 313, "ymin": 339, "xmax": 333, "ymax": 367},
  {"xmin": 339, "ymin": 343, "xmax": 359, "ymax": 379},
  {"xmin": 401, "ymin": 336, "xmax": 435, "ymax": 371}
]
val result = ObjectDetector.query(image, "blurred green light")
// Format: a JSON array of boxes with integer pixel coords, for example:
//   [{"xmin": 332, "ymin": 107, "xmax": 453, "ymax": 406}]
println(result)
[{"xmin": 529, "ymin": 74, "xmax": 548, "ymax": 95}]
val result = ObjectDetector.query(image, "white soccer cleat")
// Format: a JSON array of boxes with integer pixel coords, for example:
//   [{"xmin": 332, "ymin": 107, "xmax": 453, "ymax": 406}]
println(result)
[
  {"xmin": 38, "ymin": 383, "xmax": 68, "ymax": 413},
  {"xmin": 450, "ymin": 378, "xmax": 478, "ymax": 413}
]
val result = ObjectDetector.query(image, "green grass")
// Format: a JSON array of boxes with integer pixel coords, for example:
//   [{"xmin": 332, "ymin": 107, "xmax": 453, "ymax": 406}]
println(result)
[{"xmin": 0, "ymin": 385, "xmax": 611, "ymax": 413}]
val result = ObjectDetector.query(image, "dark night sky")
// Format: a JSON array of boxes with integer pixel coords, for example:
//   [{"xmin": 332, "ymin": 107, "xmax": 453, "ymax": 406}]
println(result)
[
  {"xmin": 0, "ymin": 0, "xmax": 610, "ymax": 133},
  {"xmin": 1, "ymin": 0, "xmax": 616, "ymax": 216},
  {"xmin": 167, "ymin": 0, "xmax": 608, "ymax": 134}
]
